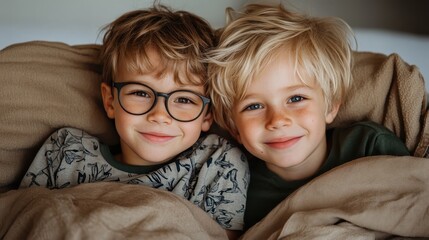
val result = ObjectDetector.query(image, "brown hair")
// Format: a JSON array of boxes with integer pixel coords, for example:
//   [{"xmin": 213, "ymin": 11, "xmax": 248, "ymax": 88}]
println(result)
[{"xmin": 100, "ymin": 4, "xmax": 215, "ymax": 94}]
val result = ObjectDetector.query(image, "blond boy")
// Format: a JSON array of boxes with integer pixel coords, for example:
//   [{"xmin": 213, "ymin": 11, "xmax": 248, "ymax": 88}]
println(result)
[{"xmin": 208, "ymin": 4, "xmax": 409, "ymax": 229}]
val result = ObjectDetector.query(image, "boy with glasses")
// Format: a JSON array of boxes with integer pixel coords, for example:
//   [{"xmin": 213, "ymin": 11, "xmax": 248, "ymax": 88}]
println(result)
[{"xmin": 19, "ymin": 4, "xmax": 249, "ymax": 237}]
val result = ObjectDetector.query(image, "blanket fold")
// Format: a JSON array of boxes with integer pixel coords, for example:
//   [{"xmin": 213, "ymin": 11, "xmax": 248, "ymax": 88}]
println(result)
[
  {"xmin": 331, "ymin": 52, "xmax": 427, "ymax": 156},
  {"xmin": 0, "ymin": 182, "xmax": 227, "ymax": 240},
  {"xmin": 240, "ymin": 156, "xmax": 429, "ymax": 239}
]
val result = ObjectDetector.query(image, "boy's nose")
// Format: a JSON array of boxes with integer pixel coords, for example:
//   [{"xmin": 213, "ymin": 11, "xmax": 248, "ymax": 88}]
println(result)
[
  {"xmin": 146, "ymin": 98, "xmax": 172, "ymax": 124},
  {"xmin": 266, "ymin": 109, "xmax": 292, "ymax": 130}
]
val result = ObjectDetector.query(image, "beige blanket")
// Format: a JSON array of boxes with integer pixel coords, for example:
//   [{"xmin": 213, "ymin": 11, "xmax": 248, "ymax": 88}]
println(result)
[
  {"xmin": 1, "ymin": 156, "xmax": 427, "ymax": 239},
  {"xmin": 331, "ymin": 52, "xmax": 428, "ymax": 156},
  {"xmin": 0, "ymin": 183, "xmax": 228, "ymax": 240}
]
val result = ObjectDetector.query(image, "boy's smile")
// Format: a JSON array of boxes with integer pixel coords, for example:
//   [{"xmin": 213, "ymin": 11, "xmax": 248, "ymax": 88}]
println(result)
[
  {"xmin": 232, "ymin": 49, "xmax": 338, "ymax": 181},
  {"xmin": 139, "ymin": 131, "xmax": 176, "ymax": 143},
  {"xmin": 264, "ymin": 135, "xmax": 302, "ymax": 150}
]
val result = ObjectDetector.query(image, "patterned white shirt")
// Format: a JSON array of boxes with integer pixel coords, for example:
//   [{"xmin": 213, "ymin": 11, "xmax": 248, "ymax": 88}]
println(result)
[{"xmin": 20, "ymin": 127, "xmax": 250, "ymax": 230}]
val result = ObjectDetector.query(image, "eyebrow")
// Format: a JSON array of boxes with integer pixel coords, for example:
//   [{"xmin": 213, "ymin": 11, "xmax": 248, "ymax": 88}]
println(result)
[
  {"xmin": 243, "ymin": 83, "xmax": 312, "ymax": 99},
  {"xmin": 124, "ymin": 80, "xmax": 207, "ymax": 95}
]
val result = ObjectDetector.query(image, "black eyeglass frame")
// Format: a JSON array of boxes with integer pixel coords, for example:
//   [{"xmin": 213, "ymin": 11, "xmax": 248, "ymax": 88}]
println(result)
[{"xmin": 112, "ymin": 81, "xmax": 211, "ymax": 122}]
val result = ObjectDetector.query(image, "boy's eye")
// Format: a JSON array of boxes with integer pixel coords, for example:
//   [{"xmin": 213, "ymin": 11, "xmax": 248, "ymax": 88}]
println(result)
[
  {"xmin": 288, "ymin": 95, "xmax": 305, "ymax": 103},
  {"xmin": 244, "ymin": 103, "xmax": 264, "ymax": 111},
  {"xmin": 172, "ymin": 92, "xmax": 201, "ymax": 105},
  {"xmin": 175, "ymin": 97, "xmax": 195, "ymax": 104},
  {"xmin": 130, "ymin": 91, "xmax": 150, "ymax": 98}
]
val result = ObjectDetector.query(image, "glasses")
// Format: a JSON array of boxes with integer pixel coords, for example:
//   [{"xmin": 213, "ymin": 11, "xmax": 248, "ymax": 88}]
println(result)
[{"xmin": 112, "ymin": 82, "xmax": 211, "ymax": 122}]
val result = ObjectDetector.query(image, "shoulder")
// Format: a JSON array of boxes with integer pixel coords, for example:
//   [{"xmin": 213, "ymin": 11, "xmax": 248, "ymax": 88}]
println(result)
[
  {"xmin": 196, "ymin": 133, "xmax": 249, "ymax": 167},
  {"xmin": 333, "ymin": 121, "xmax": 397, "ymax": 139},
  {"xmin": 332, "ymin": 121, "xmax": 409, "ymax": 155},
  {"xmin": 199, "ymin": 133, "xmax": 237, "ymax": 145},
  {"xmin": 50, "ymin": 127, "xmax": 97, "ymax": 139},
  {"xmin": 197, "ymin": 133, "xmax": 242, "ymax": 154},
  {"xmin": 351, "ymin": 121, "xmax": 393, "ymax": 132},
  {"xmin": 208, "ymin": 133, "xmax": 244, "ymax": 150},
  {"xmin": 45, "ymin": 127, "xmax": 103, "ymax": 149}
]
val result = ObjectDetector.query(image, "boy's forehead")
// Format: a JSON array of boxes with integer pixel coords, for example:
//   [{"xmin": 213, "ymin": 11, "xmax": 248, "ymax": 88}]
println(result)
[{"xmin": 117, "ymin": 55, "xmax": 204, "ymax": 86}]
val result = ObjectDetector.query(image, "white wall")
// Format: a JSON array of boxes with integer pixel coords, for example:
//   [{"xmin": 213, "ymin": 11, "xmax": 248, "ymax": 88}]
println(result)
[
  {"xmin": 0, "ymin": 0, "xmax": 246, "ymax": 48},
  {"xmin": 1, "ymin": 0, "xmax": 428, "ymax": 89}
]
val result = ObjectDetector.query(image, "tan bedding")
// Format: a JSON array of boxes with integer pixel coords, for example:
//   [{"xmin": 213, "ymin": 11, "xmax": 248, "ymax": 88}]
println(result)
[
  {"xmin": 0, "ymin": 41, "xmax": 428, "ymax": 239},
  {"xmin": 0, "ymin": 183, "xmax": 227, "ymax": 240},
  {"xmin": 1, "ymin": 156, "xmax": 427, "ymax": 239}
]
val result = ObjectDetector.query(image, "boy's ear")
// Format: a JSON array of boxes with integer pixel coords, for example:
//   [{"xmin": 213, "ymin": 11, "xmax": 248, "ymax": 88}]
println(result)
[
  {"xmin": 325, "ymin": 102, "xmax": 340, "ymax": 124},
  {"xmin": 101, "ymin": 82, "xmax": 115, "ymax": 119},
  {"xmin": 201, "ymin": 111, "xmax": 213, "ymax": 132}
]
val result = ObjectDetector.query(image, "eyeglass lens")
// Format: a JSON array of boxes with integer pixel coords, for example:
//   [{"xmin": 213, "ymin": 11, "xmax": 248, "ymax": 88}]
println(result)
[{"xmin": 117, "ymin": 83, "xmax": 206, "ymax": 121}]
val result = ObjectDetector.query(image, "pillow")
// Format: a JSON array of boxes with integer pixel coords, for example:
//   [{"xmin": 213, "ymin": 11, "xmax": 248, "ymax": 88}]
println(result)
[
  {"xmin": 330, "ymin": 51, "xmax": 427, "ymax": 155},
  {"xmin": 0, "ymin": 41, "xmax": 118, "ymax": 191}
]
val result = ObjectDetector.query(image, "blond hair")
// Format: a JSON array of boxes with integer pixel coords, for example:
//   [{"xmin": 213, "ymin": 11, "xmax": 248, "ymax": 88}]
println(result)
[
  {"xmin": 208, "ymin": 4, "xmax": 354, "ymax": 136},
  {"xmin": 100, "ymin": 4, "xmax": 215, "ymax": 94}
]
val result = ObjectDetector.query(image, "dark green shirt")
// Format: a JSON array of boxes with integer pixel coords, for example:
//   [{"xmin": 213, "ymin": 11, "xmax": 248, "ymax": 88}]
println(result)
[{"xmin": 244, "ymin": 121, "xmax": 410, "ymax": 230}]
